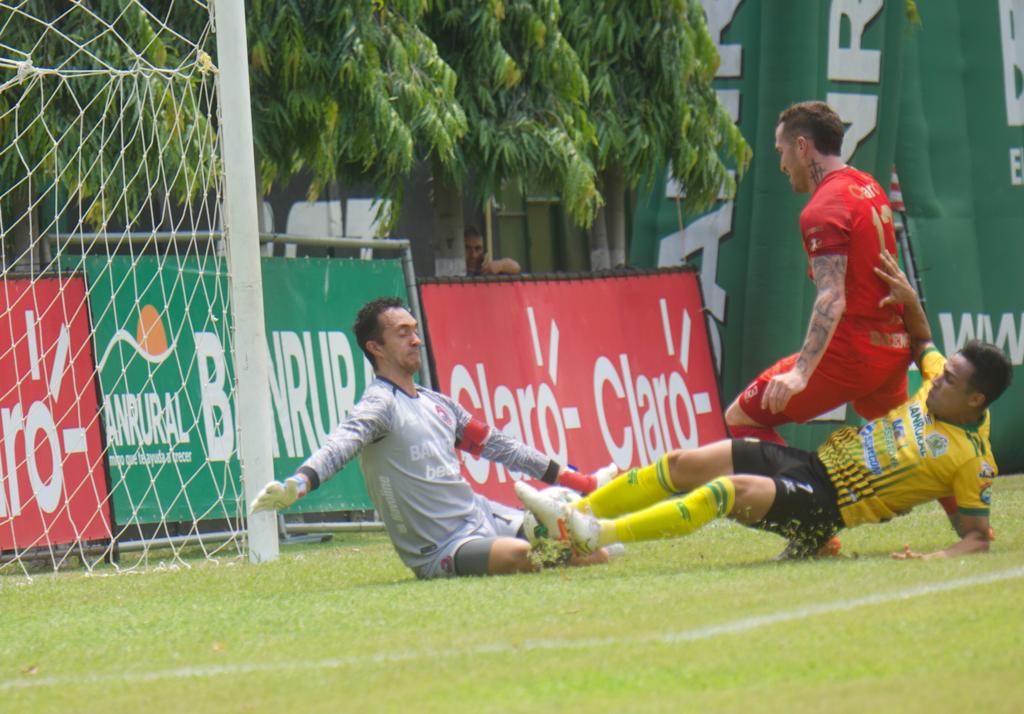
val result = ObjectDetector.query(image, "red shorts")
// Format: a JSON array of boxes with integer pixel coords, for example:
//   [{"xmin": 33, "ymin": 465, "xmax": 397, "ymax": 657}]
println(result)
[{"xmin": 737, "ymin": 350, "xmax": 908, "ymax": 427}]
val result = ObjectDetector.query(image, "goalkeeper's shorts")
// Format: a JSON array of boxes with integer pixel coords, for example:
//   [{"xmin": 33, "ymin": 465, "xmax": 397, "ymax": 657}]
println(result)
[{"xmin": 412, "ymin": 496, "xmax": 523, "ymax": 580}]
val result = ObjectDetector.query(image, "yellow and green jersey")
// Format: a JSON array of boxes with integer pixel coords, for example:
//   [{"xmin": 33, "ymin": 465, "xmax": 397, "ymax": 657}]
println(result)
[{"xmin": 817, "ymin": 348, "xmax": 996, "ymax": 527}]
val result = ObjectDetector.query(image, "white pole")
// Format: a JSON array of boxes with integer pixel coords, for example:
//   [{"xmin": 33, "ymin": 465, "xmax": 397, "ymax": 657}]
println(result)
[{"xmin": 212, "ymin": 0, "xmax": 278, "ymax": 563}]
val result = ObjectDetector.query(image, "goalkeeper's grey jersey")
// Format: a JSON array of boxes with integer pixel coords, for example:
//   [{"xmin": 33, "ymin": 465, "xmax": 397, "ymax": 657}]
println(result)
[{"xmin": 300, "ymin": 377, "xmax": 553, "ymax": 573}]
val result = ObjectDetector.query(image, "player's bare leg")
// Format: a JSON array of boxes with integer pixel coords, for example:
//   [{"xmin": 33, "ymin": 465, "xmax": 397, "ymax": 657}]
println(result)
[
  {"xmin": 725, "ymin": 398, "xmax": 786, "ymax": 445},
  {"xmin": 486, "ymin": 536, "xmax": 608, "ymax": 575}
]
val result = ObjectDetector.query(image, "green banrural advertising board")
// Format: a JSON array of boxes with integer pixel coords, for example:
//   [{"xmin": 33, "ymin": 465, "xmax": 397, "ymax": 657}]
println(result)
[
  {"xmin": 632, "ymin": 1, "xmax": 1023, "ymax": 468},
  {"xmin": 85, "ymin": 255, "xmax": 407, "ymax": 524},
  {"xmin": 260, "ymin": 257, "xmax": 408, "ymax": 513},
  {"xmin": 85, "ymin": 255, "xmax": 241, "ymax": 525}
]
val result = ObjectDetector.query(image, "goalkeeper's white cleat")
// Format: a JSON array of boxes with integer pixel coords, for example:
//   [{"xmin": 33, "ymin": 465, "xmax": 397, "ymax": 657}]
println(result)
[
  {"xmin": 564, "ymin": 507, "xmax": 603, "ymax": 556},
  {"xmin": 249, "ymin": 478, "xmax": 300, "ymax": 514},
  {"xmin": 514, "ymin": 481, "xmax": 570, "ymax": 542}
]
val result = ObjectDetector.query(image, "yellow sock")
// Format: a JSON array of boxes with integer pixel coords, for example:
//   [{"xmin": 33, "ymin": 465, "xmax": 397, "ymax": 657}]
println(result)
[
  {"xmin": 605, "ymin": 477, "xmax": 736, "ymax": 545},
  {"xmin": 577, "ymin": 455, "xmax": 678, "ymax": 519}
]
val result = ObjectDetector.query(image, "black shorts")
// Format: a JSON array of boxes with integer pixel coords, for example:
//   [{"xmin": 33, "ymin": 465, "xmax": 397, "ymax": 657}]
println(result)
[{"xmin": 731, "ymin": 439, "xmax": 844, "ymax": 548}]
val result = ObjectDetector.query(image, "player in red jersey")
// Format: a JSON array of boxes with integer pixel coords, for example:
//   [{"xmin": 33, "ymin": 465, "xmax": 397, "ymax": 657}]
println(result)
[{"xmin": 725, "ymin": 101, "xmax": 911, "ymax": 448}]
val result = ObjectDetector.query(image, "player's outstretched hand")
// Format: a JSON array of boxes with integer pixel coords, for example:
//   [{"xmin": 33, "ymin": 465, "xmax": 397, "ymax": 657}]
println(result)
[
  {"xmin": 891, "ymin": 543, "xmax": 926, "ymax": 560},
  {"xmin": 250, "ymin": 478, "xmax": 301, "ymax": 514},
  {"xmin": 874, "ymin": 251, "xmax": 916, "ymax": 308}
]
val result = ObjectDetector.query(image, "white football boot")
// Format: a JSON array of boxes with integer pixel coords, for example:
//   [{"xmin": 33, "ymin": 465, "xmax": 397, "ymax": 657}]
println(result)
[
  {"xmin": 592, "ymin": 462, "xmax": 620, "ymax": 490},
  {"xmin": 514, "ymin": 481, "xmax": 571, "ymax": 542},
  {"xmin": 563, "ymin": 507, "xmax": 603, "ymax": 555}
]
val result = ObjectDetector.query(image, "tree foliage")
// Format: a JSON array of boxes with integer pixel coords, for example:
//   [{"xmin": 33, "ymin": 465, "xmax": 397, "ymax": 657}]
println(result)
[
  {"xmin": 0, "ymin": 1, "xmax": 215, "ymax": 237},
  {"xmin": 248, "ymin": 0, "xmax": 467, "ymax": 221},
  {"xmin": 562, "ymin": 0, "xmax": 750, "ymax": 215},
  {"xmin": 423, "ymin": 0, "xmax": 600, "ymax": 226}
]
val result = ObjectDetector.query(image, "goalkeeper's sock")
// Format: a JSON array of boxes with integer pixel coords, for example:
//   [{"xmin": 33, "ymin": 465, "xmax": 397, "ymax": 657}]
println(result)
[
  {"xmin": 578, "ymin": 455, "xmax": 678, "ymax": 519},
  {"xmin": 557, "ymin": 469, "xmax": 597, "ymax": 494},
  {"xmin": 606, "ymin": 477, "xmax": 736, "ymax": 544}
]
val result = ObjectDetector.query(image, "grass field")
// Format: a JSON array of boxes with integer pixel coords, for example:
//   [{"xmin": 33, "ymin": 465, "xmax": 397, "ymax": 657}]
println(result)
[{"xmin": 3, "ymin": 477, "xmax": 1024, "ymax": 714}]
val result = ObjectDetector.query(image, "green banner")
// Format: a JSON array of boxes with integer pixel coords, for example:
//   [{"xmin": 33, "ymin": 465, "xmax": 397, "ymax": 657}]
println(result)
[
  {"xmin": 894, "ymin": 1, "xmax": 1024, "ymax": 469},
  {"xmin": 631, "ymin": 0, "xmax": 907, "ymax": 450},
  {"xmin": 261, "ymin": 257, "xmax": 409, "ymax": 513},
  {"xmin": 86, "ymin": 255, "xmax": 410, "ymax": 524},
  {"xmin": 85, "ymin": 256, "xmax": 242, "ymax": 525}
]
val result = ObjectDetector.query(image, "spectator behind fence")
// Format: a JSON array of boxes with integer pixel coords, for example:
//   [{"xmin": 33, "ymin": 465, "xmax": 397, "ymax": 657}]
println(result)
[{"xmin": 464, "ymin": 225, "xmax": 521, "ymax": 276}]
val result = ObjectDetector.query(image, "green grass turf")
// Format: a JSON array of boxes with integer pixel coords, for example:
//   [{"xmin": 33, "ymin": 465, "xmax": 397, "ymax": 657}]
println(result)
[{"xmin": 3, "ymin": 476, "xmax": 1024, "ymax": 714}]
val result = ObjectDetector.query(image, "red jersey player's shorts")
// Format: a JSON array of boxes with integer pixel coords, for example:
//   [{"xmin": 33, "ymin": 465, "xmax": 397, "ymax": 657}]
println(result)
[{"xmin": 737, "ymin": 320, "xmax": 910, "ymax": 426}]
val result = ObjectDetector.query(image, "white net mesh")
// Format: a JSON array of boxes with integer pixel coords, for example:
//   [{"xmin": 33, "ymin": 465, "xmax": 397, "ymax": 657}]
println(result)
[{"xmin": 0, "ymin": 1, "xmax": 247, "ymax": 574}]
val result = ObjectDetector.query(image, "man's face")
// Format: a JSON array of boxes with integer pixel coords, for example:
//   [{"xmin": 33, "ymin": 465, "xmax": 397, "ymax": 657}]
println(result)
[
  {"xmin": 465, "ymin": 236, "xmax": 485, "ymax": 272},
  {"xmin": 371, "ymin": 308, "xmax": 422, "ymax": 376},
  {"xmin": 775, "ymin": 123, "xmax": 811, "ymax": 193},
  {"xmin": 926, "ymin": 352, "xmax": 984, "ymax": 418}
]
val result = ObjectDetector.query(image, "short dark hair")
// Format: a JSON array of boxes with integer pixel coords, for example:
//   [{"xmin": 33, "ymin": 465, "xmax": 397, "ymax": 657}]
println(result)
[
  {"xmin": 353, "ymin": 297, "xmax": 407, "ymax": 369},
  {"xmin": 464, "ymin": 225, "xmax": 482, "ymax": 241},
  {"xmin": 959, "ymin": 340, "xmax": 1013, "ymax": 407},
  {"xmin": 777, "ymin": 101, "xmax": 845, "ymax": 156}
]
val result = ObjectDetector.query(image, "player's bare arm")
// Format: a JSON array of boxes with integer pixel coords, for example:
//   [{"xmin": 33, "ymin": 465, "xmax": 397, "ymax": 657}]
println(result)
[
  {"xmin": 891, "ymin": 512, "xmax": 991, "ymax": 560},
  {"xmin": 762, "ymin": 254, "xmax": 847, "ymax": 414},
  {"xmin": 874, "ymin": 249, "xmax": 933, "ymax": 366}
]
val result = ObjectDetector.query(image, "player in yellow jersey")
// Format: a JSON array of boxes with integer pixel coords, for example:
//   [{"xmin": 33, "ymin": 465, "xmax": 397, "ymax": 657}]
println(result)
[{"xmin": 516, "ymin": 251, "xmax": 1013, "ymax": 561}]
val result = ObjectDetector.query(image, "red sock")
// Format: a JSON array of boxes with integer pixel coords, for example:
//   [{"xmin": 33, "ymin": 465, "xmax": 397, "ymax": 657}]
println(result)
[
  {"xmin": 728, "ymin": 424, "xmax": 787, "ymax": 446},
  {"xmin": 556, "ymin": 470, "xmax": 598, "ymax": 494}
]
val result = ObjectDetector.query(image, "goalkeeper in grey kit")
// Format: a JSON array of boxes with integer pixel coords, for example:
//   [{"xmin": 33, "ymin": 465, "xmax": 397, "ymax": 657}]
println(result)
[{"xmin": 250, "ymin": 297, "xmax": 609, "ymax": 579}]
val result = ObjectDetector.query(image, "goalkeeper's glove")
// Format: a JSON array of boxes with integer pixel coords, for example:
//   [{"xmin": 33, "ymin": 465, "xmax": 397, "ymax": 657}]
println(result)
[{"xmin": 249, "ymin": 474, "xmax": 310, "ymax": 514}]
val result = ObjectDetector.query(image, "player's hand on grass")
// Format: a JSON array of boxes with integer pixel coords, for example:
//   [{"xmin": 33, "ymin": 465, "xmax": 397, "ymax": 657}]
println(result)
[
  {"xmin": 891, "ymin": 544, "xmax": 927, "ymax": 560},
  {"xmin": 874, "ymin": 251, "xmax": 916, "ymax": 308},
  {"xmin": 250, "ymin": 475, "xmax": 307, "ymax": 514},
  {"xmin": 762, "ymin": 368, "xmax": 807, "ymax": 414}
]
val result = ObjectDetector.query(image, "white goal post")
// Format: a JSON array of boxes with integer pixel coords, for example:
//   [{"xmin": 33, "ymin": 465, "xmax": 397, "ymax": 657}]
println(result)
[{"xmin": 212, "ymin": 0, "xmax": 276, "ymax": 564}]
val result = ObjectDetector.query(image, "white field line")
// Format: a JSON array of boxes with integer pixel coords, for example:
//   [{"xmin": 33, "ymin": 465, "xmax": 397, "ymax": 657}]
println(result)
[{"xmin": 3, "ymin": 565, "xmax": 1023, "ymax": 691}]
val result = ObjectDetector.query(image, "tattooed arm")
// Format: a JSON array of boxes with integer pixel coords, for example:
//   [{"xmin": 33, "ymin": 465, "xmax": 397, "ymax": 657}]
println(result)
[{"xmin": 762, "ymin": 254, "xmax": 847, "ymax": 414}]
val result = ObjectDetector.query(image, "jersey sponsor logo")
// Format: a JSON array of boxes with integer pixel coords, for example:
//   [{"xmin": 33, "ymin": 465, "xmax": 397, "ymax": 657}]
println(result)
[
  {"xmin": 848, "ymin": 182, "xmax": 880, "ymax": 200},
  {"xmin": 378, "ymin": 475, "xmax": 408, "ymax": 534},
  {"xmin": 410, "ymin": 439, "xmax": 450, "ymax": 462},
  {"xmin": 861, "ymin": 435, "xmax": 883, "ymax": 475},
  {"xmin": 858, "ymin": 422, "xmax": 886, "ymax": 474},
  {"xmin": 979, "ymin": 462, "xmax": 996, "ymax": 479},
  {"xmin": 881, "ymin": 421, "xmax": 898, "ymax": 461},
  {"xmin": 892, "ymin": 418, "xmax": 906, "ymax": 442},
  {"xmin": 926, "ymin": 432, "xmax": 949, "ymax": 458},
  {"xmin": 908, "ymin": 402, "xmax": 928, "ymax": 458},
  {"xmin": 425, "ymin": 462, "xmax": 460, "ymax": 480}
]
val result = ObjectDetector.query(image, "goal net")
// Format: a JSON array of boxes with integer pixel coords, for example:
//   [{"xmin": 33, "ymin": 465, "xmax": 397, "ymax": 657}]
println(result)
[{"xmin": 0, "ymin": 1, "xmax": 250, "ymax": 574}]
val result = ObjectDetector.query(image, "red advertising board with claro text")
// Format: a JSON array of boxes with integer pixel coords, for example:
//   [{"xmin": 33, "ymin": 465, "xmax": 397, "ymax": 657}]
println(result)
[
  {"xmin": 0, "ymin": 278, "xmax": 111, "ymax": 549},
  {"xmin": 421, "ymin": 270, "xmax": 726, "ymax": 505}
]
